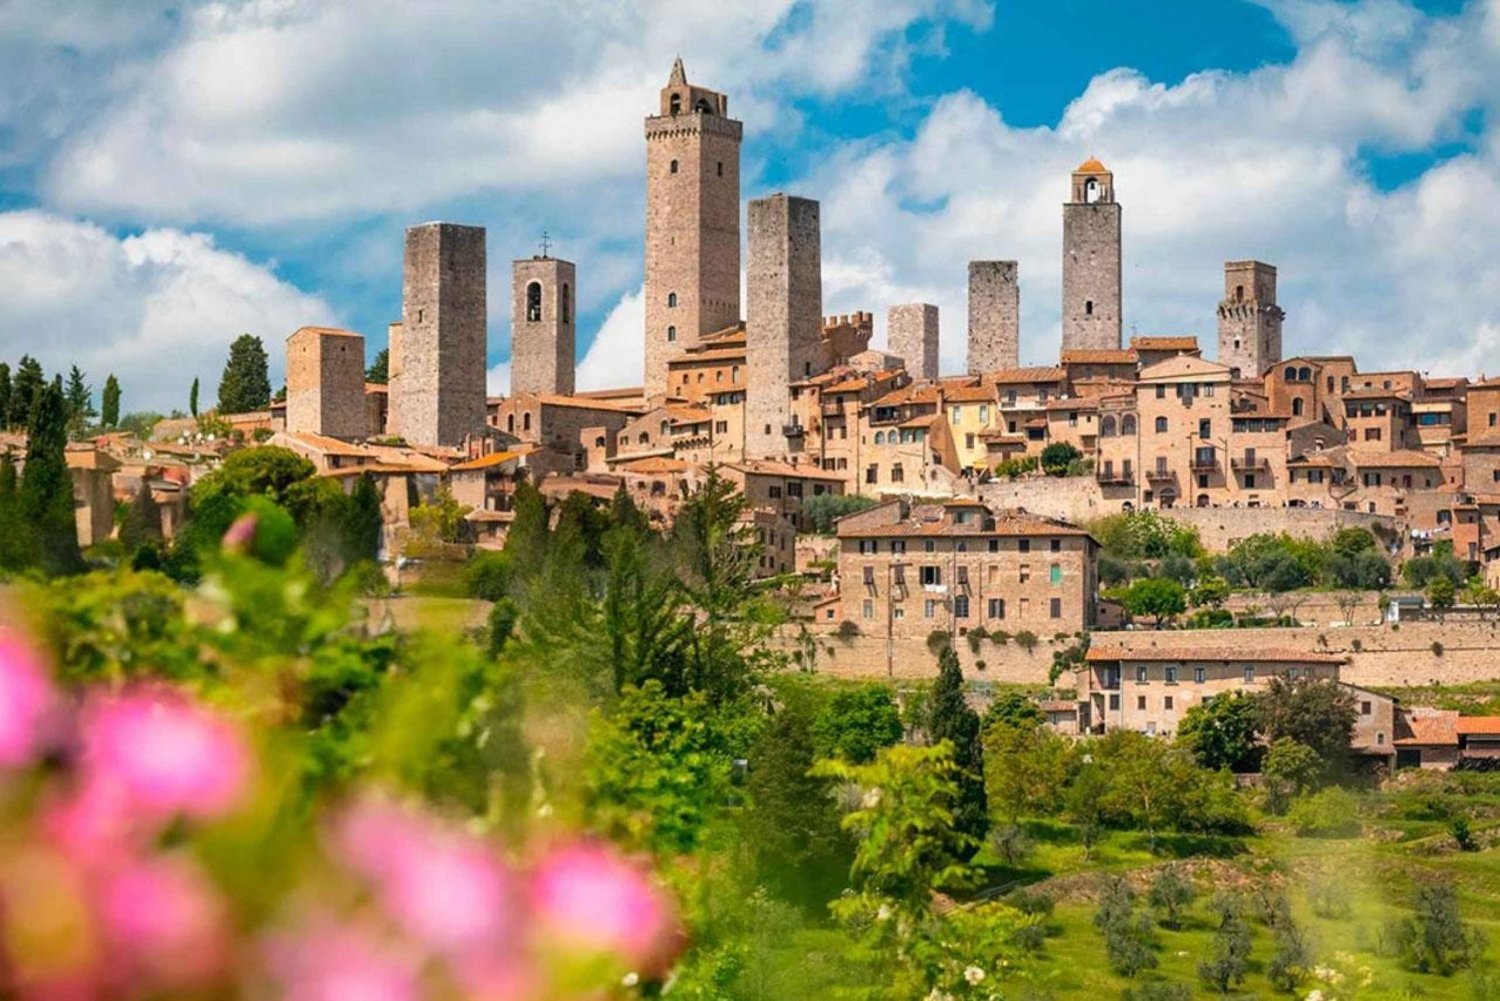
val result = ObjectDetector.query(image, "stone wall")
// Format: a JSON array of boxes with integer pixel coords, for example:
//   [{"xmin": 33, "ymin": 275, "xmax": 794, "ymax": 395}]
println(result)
[
  {"xmin": 966, "ymin": 261, "xmax": 1019, "ymax": 374},
  {"xmin": 745, "ymin": 194, "xmax": 821, "ymax": 458},
  {"xmin": 394, "ymin": 223, "xmax": 487, "ymax": 447},
  {"xmin": 510, "ymin": 257, "xmax": 576, "ymax": 397},
  {"xmin": 887, "ymin": 303, "xmax": 939, "ymax": 381},
  {"xmin": 1061, "ymin": 201, "xmax": 1122, "ymax": 351},
  {"xmin": 1157, "ymin": 506, "xmax": 1398, "ymax": 552},
  {"xmin": 978, "ymin": 475, "xmax": 1114, "ymax": 524},
  {"xmin": 286, "ymin": 327, "xmax": 366, "ymax": 439}
]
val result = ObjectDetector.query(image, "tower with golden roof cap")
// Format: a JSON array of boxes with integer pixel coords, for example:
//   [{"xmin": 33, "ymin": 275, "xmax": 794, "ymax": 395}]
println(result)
[{"xmin": 1062, "ymin": 156, "xmax": 1122, "ymax": 353}]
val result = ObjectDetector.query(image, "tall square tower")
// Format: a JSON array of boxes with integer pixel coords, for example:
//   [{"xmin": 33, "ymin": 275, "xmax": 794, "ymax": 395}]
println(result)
[
  {"xmin": 1061, "ymin": 158, "xmax": 1122, "ymax": 352},
  {"xmin": 746, "ymin": 194, "xmax": 822, "ymax": 459},
  {"xmin": 888, "ymin": 303, "xmax": 939, "ymax": 380},
  {"xmin": 392, "ymin": 222, "xmax": 487, "ymax": 447},
  {"xmin": 968, "ymin": 260, "xmax": 1020, "ymax": 373},
  {"xmin": 511, "ymin": 256, "xmax": 576, "ymax": 397},
  {"xmin": 643, "ymin": 58, "xmax": 742, "ymax": 398},
  {"xmin": 285, "ymin": 326, "xmax": 367, "ymax": 439},
  {"xmin": 1217, "ymin": 260, "xmax": 1284, "ymax": 379}
]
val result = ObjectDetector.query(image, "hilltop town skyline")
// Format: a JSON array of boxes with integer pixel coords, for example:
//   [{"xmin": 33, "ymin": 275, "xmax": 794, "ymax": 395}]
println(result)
[{"xmin": 0, "ymin": 0, "xmax": 1497, "ymax": 411}]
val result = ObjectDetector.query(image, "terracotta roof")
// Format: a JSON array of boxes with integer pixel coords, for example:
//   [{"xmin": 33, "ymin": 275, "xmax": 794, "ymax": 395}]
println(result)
[
  {"xmin": 941, "ymin": 382, "xmax": 997, "ymax": 403},
  {"xmin": 899, "ymin": 413, "xmax": 944, "ymax": 429},
  {"xmin": 838, "ymin": 507, "xmax": 1091, "ymax": 540},
  {"xmin": 1395, "ymin": 712, "xmax": 1458, "ymax": 746},
  {"xmin": 1045, "ymin": 398, "xmax": 1100, "ymax": 411},
  {"xmin": 535, "ymin": 394, "xmax": 644, "ymax": 414},
  {"xmin": 669, "ymin": 347, "xmax": 745, "ymax": 365},
  {"xmin": 1086, "ymin": 645, "xmax": 1346, "ymax": 665},
  {"xmin": 451, "ymin": 451, "xmax": 522, "ymax": 472},
  {"xmin": 724, "ymin": 459, "xmax": 847, "ymax": 482},
  {"xmin": 289, "ymin": 325, "xmax": 360, "ymax": 339},
  {"xmin": 1343, "ymin": 388, "xmax": 1410, "ymax": 401},
  {"xmin": 1076, "ymin": 156, "xmax": 1109, "ymax": 173},
  {"xmin": 464, "ymin": 510, "xmax": 514, "ymax": 523},
  {"xmin": 1130, "ymin": 336, "xmax": 1199, "ymax": 351},
  {"xmin": 1424, "ymin": 377, "xmax": 1468, "ymax": 390},
  {"xmin": 64, "ymin": 446, "xmax": 122, "ymax": 472},
  {"xmin": 278, "ymin": 430, "xmax": 370, "ymax": 457},
  {"xmin": 1456, "ymin": 717, "xmax": 1500, "ymax": 736},
  {"xmin": 618, "ymin": 456, "xmax": 696, "ymax": 474},
  {"xmin": 1061, "ymin": 349, "xmax": 1136, "ymax": 364},
  {"xmin": 320, "ymin": 463, "xmax": 422, "ymax": 478},
  {"xmin": 1038, "ymin": 700, "xmax": 1078, "ymax": 713},
  {"xmin": 1347, "ymin": 449, "xmax": 1441, "ymax": 469},
  {"xmin": 988, "ymin": 367, "xmax": 1066, "ymax": 385},
  {"xmin": 871, "ymin": 384, "xmax": 942, "ymax": 407},
  {"xmin": 1139, "ymin": 355, "xmax": 1232, "ymax": 381}
]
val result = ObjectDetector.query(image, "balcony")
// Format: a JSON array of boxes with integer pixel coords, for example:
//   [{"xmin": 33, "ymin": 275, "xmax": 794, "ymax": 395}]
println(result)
[
  {"xmin": 782, "ymin": 423, "xmax": 806, "ymax": 438},
  {"xmin": 1189, "ymin": 454, "xmax": 1220, "ymax": 471},
  {"xmin": 1231, "ymin": 456, "xmax": 1270, "ymax": 472},
  {"xmin": 1096, "ymin": 469, "xmax": 1135, "ymax": 486},
  {"xmin": 1146, "ymin": 467, "xmax": 1175, "ymax": 482},
  {"xmin": 820, "ymin": 401, "xmax": 847, "ymax": 419}
]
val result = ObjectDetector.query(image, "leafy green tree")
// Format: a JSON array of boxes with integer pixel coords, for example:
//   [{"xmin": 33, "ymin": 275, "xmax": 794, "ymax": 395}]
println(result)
[
  {"xmin": 1387, "ymin": 880, "xmax": 1484, "ymax": 976},
  {"xmin": 598, "ymin": 521, "xmax": 690, "ymax": 696},
  {"xmin": 193, "ymin": 445, "xmax": 316, "ymax": 510},
  {"xmin": 982, "ymin": 691, "xmax": 1046, "ymax": 731},
  {"xmin": 811, "ymin": 683, "xmax": 903, "ymax": 763},
  {"xmin": 1148, "ymin": 867, "xmax": 1196, "ymax": 930},
  {"xmin": 486, "ymin": 598, "xmax": 519, "ymax": 658},
  {"xmin": 9, "ymin": 355, "xmax": 44, "ymax": 428},
  {"xmin": 928, "ymin": 643, "xmax": 988, "ymax": 852},
  {"xmin": 464, "ymin": 550, "xmax": 514, "ymax": 601},
  {"xmin": 608, "ymin": 482, "xmax": 651, "ymax": 537},
  {"xmin": 19, "ymin": 380, "xmax": 83, "ymax": 575},
  {"xmin": 1255, "ymin": 676, "xmax": 1357, "ymax": 769},
  {"xmin": 0, "ymin": 451, "xmax": 22, "ymax": 569},
  {"xmin": 408, "ymin": 486, "xmax": 471, "ymax": 545},
  {"xmin": 366, "ymin": 347, "xmax": 389, "ymax": 384},
  {"xmin": 1427, "ymin": 574, "xmax": 1456, "ymax": 616},
  {"xmin": 100, "ymin": 374, "xmax": 120, "ymax": 428},
  {"xmin": 0, "ymin": 363, "xmax": 10, "ymax": 429},
  {"xmin": 1261, "ymin": 737, "xmax": 1323, "ymax": 815},
  {"xmin": 217, "ymin": 333, "xmax": 272, "ymax": 414},
  {"xmin": 1121, "ymin": 577, "xmax": 1187, "ymax": 627},
  {"xmin": 1402, "ymin": 541, "xmax": 1469, "ymax": 591},
  {"xmin": 1189, "ymin": 575, "xmax": 1230, "ymax": 608},
  {"xmin": 1177, "ymin": 691, "xmax": 1260, "ymax": 772},
  {"xmin": 1041, "ymin": 441, "xmax": 1082, "ymax": 476},
  {"xmin": 1094, "ymin": 877, "xmax": 1159, "ymax": 978},
  {"xmin": 584, "ymin": 680, "xmax": 731, "ymax": 856},
  {"xmin": 983, "ymin": 721, "xmax": 1069, "ymax": 825},
  {"xmin": 64, "ymin": 365, "xmax": 95, "ymax": 434},
  {"xmin": 189, "ymin": 377, "xmax": 200, "ymax": 417},
  {"xmin": 118, "ymin": 482, "xmax": 164, "ymax": 553},
  {"xmin": 744, "ymin": 700, "xmax": 850, "ymax": 909},
  {"xmin": 1198, "ymin": 902, "xmax": 1252, "ymax": 994},
  {"xmin": 799, "ymin": 493, "xmax": 878, "ymax": 534}
]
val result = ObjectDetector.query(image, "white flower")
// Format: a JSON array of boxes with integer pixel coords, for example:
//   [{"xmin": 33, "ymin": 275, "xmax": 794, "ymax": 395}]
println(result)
[
  {"xmin": 1304, "ymin": 991, "xmax": 1324, "ymax": 1001},
  {"xmin": 964, "ymin": 966, "xmax": 985, "ymax": 985},
  {"xmin": 877, "ymin": 903, "xmax": 894, "ymax": 921},
  {"xmin": 622, "ymin": 972, "xmax": 640, "ymax": 987},
  {"xmin": 861, "ymin": 787, "xmax": 884, "ymax": 809}
]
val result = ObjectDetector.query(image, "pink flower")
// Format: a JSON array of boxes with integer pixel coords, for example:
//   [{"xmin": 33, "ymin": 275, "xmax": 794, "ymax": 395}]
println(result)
[
  {"xmin": 79, "ymin": 687, "xmax": 251, "ymax": 825},
  {"xmin": 95, "ymin": 854, "xmax": 229, "ymax": 989},
  {"xmin": 0, "ymin": 627, "xmax": 57, "ymax": 769},
  {"xmin": 527, "ymin": 841, "xmax": 681, "ymax": 975},
  {"xmin": 334, "ymin": 797, "xmax": 516, "ymax": 961},
  {"xmin": 222, "ymin": 512, "xmax": 258, "ymax": 554},
  {"xmin": 264, "ymin": 921, "xmax": 420, "ymax": 1001}
]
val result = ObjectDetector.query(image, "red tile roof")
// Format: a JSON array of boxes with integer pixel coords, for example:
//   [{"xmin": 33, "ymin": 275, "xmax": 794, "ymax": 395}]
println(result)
[{"xmin": 1086, "ymin": 646, "xmax": 1346, "ymax": 665}]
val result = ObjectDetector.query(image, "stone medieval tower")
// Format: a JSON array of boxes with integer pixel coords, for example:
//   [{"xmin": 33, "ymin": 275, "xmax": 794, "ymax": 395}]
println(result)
[
  {"xmin": 746, "ymin": 194, "xmax": 822, "ymax": 459},
  {"xmin": 391, "ymin": 222, "xmax": 487, "ymax": 447},
  {"xmin": 967, "ymin": 260, "xmax": 1020, "ymax": 373},
  {"xmin": 1216, "ymin": 260, "xmax": 1283, "ymax": 379},
  {"xmin": 643, "ymin": 58, "xmax": 742, "ymax": 398},
  {"xmin": 1061, "ymin": 158, "xmax": 1122, "ymax": 351},
  {"xmin": 285, "ymin": 326, "xmax": 367, "ymax": 439},
  {"xmin": 511, "ymin": 255, "xmax": 576, "ymax": 397},
  {"xmin": 888, "ymin": 303, "xmax": 939, "ymax": 381}
]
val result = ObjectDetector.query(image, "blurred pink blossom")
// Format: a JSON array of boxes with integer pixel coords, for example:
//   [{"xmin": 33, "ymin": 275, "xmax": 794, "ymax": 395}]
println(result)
[
  {"xmin": 528, "ymin": 841, "xmax": 680, "ymax": 975},
  {"xmin": 95, "ymin": 854, "xmax": 229, "ymax": 989},
  {"xmin": 334, "ymin": 797, "xmax": 517, "ymax": 961},
  {"xmin": 222, "ymin": 512, "xmax": 258, "ymax": 553},
  {"xmin": 264, "ymin": 921, "xmax": 421, "ymax": 1001},
  {"xmin": 79, "ymin": 687, "xmax": 251, "ymax": 825},
  {"xmin": 0, "ymin": 627, "xmax": 57, "ymax": 768}
]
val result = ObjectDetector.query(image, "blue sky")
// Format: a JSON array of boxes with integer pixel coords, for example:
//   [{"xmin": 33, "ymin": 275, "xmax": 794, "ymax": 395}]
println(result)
[{"xmin": 0, "ymin": 0, "xmax": 1496, "ymax": 411}]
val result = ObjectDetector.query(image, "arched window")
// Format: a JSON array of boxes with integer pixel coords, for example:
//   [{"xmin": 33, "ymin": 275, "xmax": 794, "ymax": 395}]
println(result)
[
  {"xmin": 1155, "ymin": 416, "xmax": 1168, "ymax": 434},
  {"xmin": 560, "ymin": 283, "xmax": 571, "ymax": 324},
  {"xmin": 1085, "ymin": 300, "xmax": 1094, "ymax": 316},
  {"xmin": 660, "ymin": 420, "xmax": 670, "ymax": 436},
  {"xmin": 1121, "ymin": 414, "xmax": 1137, "ymax": 435},
  {"xmin": 522, "ymin": 412, "xmax": 532, "ymax": 432},
  {"xmin": 874, "ymin": 431, "xmax": 885, "ymax": 445},
  {"xmin": 526, "ymin": 282, "xmax": 542, "ymax": 322},
  {"xmin": 1292, "ymin": 398, "xmax": 1304, "ymax": 417},
  {"xmin": 1100, "ymin": 415, "xmax": 1117, "ymax": 437},
  {"xmin": 506, "ymin": 414, "xmax": 514, "ymax": 434},
  {"xmin": 1284, "ymin": 366, "xmax": 1297, "ymax": 381},
  {"xmin": 731, "ymin": 365, "xmax": 740, "ymax": 382},
  {"xmin": 669, "ymin": 160, "xmax": 679, "ymax": 174},
  {"xmin": 1298, "ymin": 367, "xmax": 1312, "ymax": 382},
  {"xmin": 1084, "ymin": 178, "xmax": 1099, "ymax": 203},
  {"xmin": 667, "ymin": 326, "xmax": 677, "ymax": 343},
  {"xmin": 694, "ymin": 98, "xmax": 713, "ymax": 113},
  {"xmin": 669, "ymin": 94, "xmax": 682, "ymax": 115},
  {"xmin": 1197, "ymin": 494, "xmax": 1210, "ymax": 508},
  {"xmin": 667, "ymin": 292, "xmax": 677, "ymax": 308}
]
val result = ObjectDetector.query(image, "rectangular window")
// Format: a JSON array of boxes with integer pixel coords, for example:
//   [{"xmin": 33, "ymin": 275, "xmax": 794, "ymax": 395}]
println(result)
[
  {"xmin": 858, "ymin": 540, "xmax": 876, "ymax": 555},
  {"xmin": 1019, "ymin": 539, "xmax": 1031, "ymax": 553},
  {"xmin": 920, "ymin": 566, "xmax": 942, "ymax": 586},
  {"xmin": 988, "ymin": 598, "xmax": 1005, "ymax": 619},
  {"xmin": 1136, "ymin": 665, "xmax": 1148, "ymax": 683},
  {"xmin": 1194, "ymin": 667, "xmax": 1205, "ymax": 683},
  {"xmin": 1050, "ymin": 597, "xmax": 1062, "ymax": 618},
  {"xmin": 1050, "ymin": 538, "xmax": 1061, "ymax": 552},
  {"xmin": 956, "ymin": 565, "xmax": 969, "ymax": 586},
  {"xmin": 978, "ymin": 405, "xmax": 989, "ymax": 423},
  {"xmin": 1164, "ymin": 696, "xmax": 1174, "ymax": 711},
  {"xmin": 866, "ymin": 465, "xmax": 877, "ymax": 484},
  {"xmin": 891, "ymin": 541, "xmax": 906, "ymax": 554},
  {"xmin": 1019, "ymin": 564, "xmax": 1031, "ymax": 583},
  {"xmin": 1156, "ymin": 385, "xmax": 1166, "ymax": 399},
  {"xmin": 1137, "ymin": 696, "xmax": 1147, "ymax": 711},
  {"xmin": 1109, "ymin": 694, "xmax": 1120, "ymax": 711},
  {"xmin": 923, "ymin": 599, "xmax": 938, "ymax": 619},
  {"xmin": 924, "ymin": 539, "xmax": 936, "ymax": 553},
  {"xmin": 769, "ymin": 485, "xmax": 782, "ymax": 499},
  {"xmin": 1244, "ymin": 666, "xmax": 1255, "ymax": 683},
  {"xmin": 1165, "ymin": 667, "xmax": 1178, "ymax": 684},
  {"xmin": 862, "ymin": 599, "xmax": 873, "ymax": 620},
  {"xmin": 954, "ymin": 595, "xmax": 970, "ymax": 618},
  {"xmin": 862, "ymin": 565, "xmax": 875, "ymax": 586},
  {"xmin": 987, "ymin": 539, "xmax": 1000, "ymax": 553},
  {"xmin": 786, "ymin": 481, "xmax": 802, "ymax": 497},
  {"xmin": 893, "ymin": 607, "xmax": 905, "ymax": 620},
  {"xmin": 1019, "ymin": 597, "xmax": 1030, "ymax": 617},
  {"xmin": 1050, "ymin": 564, "xmax": 1062, "ymax": 584},
  {"xmin": 1361, "ymin": 701, "xmax": 1372, "ymax": 716}
]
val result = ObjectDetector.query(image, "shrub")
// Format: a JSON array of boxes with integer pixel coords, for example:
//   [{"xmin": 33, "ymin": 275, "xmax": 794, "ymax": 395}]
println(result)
[
  {"xmin": 1288, "ymin": 787, "xmax": 1362, "ymax": 838},
  {"xmin": 835, "ymin": 619, "xmax": 860, "ymax": 641},
  {"xmin": 1008, "ymin": 888, "xmax": 1055, "ymax": 918},
  {"xmin": 1014, "ymin": 630, "xmax": 1039, "ymax": 653},
  {"xmin": 1451, "ymin": 816, "xmax": 1477, "ymax": 852},
  {"xmin": 1197, "ymin": 908, "xmax": 1252, "ymax": 994},
  {"xmin": 966, "ymin": 626, "xmax": 988, "ymax": 654},
  {"xmin": 974, "ymin": 659, "xmax": 986, "ymax": 672},
  {"xmin": 1041, "ymin": 442, "xmax": 1082, "ymax": 476},
  {"xmin": 1093, "ymin": 878, "xmax": 1159, "ymax": 978},
  {"xmin": 989, "ymin": 822, "xmax": 1033, "ymax": 866},
  {"xmin": 800, "ymin": 493, "xmax": 878, "ymax": 534},
  {"xmin": 463, "ymin": 550, "xmax": 514, "ymax": 601},
  {"xmin": 991, "ymin": 629, "xmax": 1011, "ymax": 646},
  {"xmin": 1147, "ymin": 867, "xmax": 1196, "ymax": 930},
  {"xmin": 1433, "ymin": 640, "xmax": 1445, "ymax": 657},
  {"xmin": 1121, "ymin": 985, "xmax": 1191, "ymax": 1001},
  {"xmin": 1267, "ymin": 920, "xmax": 1312, "ymax": 992},
  {"xmin": 1308, "ymin": 869, "xmax": 1352, "ymax": 919},
  {"xmin": 926, "ymin": 629, "xmax": 951, "ymax": 655},
  {"xmin": 1388, "ymin": 880, "xmax": 1485, "ymax": 975}
]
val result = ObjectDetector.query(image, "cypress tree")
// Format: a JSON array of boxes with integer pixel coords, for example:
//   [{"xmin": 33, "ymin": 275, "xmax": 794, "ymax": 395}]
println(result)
[
  {"xmin": 346, "ymin": 472, "xmax": 383, "ymax": 562},
  {"xmin": 0, "ymin": 451, "xmax": 21, "ymax": 570},
  {"xmin": 101, "ymin": 374, "xmax": 121, "ymax": 428},
  {"xmin": 928, "ymin": 641, "xmax": 989, "ymax": 854},
  {"xmin": 189, "ymin": 377, "xmax": 200, "ymax": 417},
  {"xmin": 10, "ymin": 355, "xmax": 44, "ymax": 429},
  {"xmin": 65, "ymin": 366, "xmax": 95, "ymax": 425},
  {"xmin": 504, "ymin": 480, "xmax": 549, "ymax": 575},
  {"xmin": 0, "ymin": 363, "xmax": 10, "ymax": 430},
  {"xmin": 119, "ymin": 482, "xmax": 164, "ymax": 553},
  {"xmin": 217, "ymin": 334, "xmax": 272, "ymax": 414},
  {"xmin": 19, "ymin": 380, "xmax": 82, "ymax": 574}
]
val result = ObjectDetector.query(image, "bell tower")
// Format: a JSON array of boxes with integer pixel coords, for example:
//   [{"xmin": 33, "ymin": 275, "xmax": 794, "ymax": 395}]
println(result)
[
  {"xmin": 1217, "ymin": 260, "xmax": 1283, "ymax": 379},
  {"xmin": 643, "ymin": 58, "xmax": 742, "ymax": 398},
  {"xmin": 1061, "ymin": 157, "xmax": 1122, "ymax": 352}
]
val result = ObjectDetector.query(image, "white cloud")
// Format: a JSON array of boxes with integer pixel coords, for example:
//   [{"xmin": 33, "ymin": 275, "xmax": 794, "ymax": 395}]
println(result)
[
  {"xmin": 577, "ymin": 286, "xmax": 644, "ymax": 391},
  {"xmin": 0, "ymin": 210, "xmax": 336, "ymax": 412},
  {"xmin": 40, "ymin": 0, "xmax": 988, "ymax": 225},
  {"xmin": 486, "ymin": 360, "xmax": 511, "ymax": 397}
]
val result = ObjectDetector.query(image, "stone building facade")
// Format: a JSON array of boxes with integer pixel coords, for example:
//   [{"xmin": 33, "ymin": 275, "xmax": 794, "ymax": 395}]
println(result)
[
  {"xmin": 510, "ymin": 256, "xmax": 576, "ymax": 397},
  {"xmin": 746, "ymin": 193, "xmax": 822, "ymax": 459},
  {"xmin": 285, "ymin": 326, "xmax": 367, "ymax": 440},
  {"xmin": 888, "ymin": 303, "xmax": 939, "ymax": 380},
  {"xmin": 1061, "ymin": 158, "xmax": 1122, "ymax": 351},
  {"xmin": 967, "ymin": 260, "xmax": 1020, "ymax": 373},
  {"xmin": 1216, "ymin": 260, "xmax": 1284, "ymax": 379},
  {"xmin": 643, "ymin": 58, "xmax": 742, "ymax": 398},
  {"xmin": 392, "ymin": 222, "xmax": 487, "ymax": 447}
]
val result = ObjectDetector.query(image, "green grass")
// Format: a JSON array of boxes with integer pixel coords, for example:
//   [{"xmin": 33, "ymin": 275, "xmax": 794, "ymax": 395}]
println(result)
[{"xmin": 1372, "ymin": 680, "xmax": 1500, "ymax": 716}]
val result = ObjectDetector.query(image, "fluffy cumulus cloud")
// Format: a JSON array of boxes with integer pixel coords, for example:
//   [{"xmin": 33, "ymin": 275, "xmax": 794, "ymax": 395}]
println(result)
[
  {"xmin": 808, "ymin": 0, "xmax": 1500, "ymax": 375},
  {"xmin": 577, "ymin": 286, "xmax": 645, "ymax": 391},
  {"xmin": 0, "ymin": 210, "xmax": 335, "ymax": 412}
]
